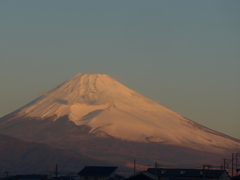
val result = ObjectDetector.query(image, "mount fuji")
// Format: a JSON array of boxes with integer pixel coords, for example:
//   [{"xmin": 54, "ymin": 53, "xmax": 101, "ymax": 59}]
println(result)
[{"xmin": 0, "ymin": 73, "xmax": 239, "ymax": 169}]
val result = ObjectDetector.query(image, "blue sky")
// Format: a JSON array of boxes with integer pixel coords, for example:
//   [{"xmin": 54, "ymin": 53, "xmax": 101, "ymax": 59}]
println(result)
[{"xmin": 0, "ymin": 1, "xmax": 239, "ymax": 139}]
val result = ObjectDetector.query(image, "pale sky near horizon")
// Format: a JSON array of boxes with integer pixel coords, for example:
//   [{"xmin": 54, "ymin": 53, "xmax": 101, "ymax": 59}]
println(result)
[{"xmin": 1, "ymin": 1, "xmax": 239, "ymax": 139}]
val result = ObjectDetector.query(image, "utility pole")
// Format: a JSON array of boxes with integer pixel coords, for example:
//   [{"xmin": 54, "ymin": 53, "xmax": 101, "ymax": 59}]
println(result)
[
  {"xmin": 224, "ymin": 159, "xmax": 226, "ymax": 170},
  {"xmin": 202, "ymin": 165, "xmax": 205, "ymax": 180},
  {"xmin": 4, "ymin": 172, "xmax": 10, "ymax": 179},
  {"xmin": 232, "ymin": 153, "xmax": 234, "ymax": 178},
  {"xmin": 154, "ymin": 162, "xmax": 158, "ymax": 177},
  {"xmin": 236, "ymin": 153, "xmax": 240, "ymax": 173},
  {"xmin": 56, "ymin": 164, "xmax": 58, "ymax": 180},
  {"xmin": 134, "ymin": 159, "xmax": 136, "ymax": 174},
  {"xmin": 223, "ymin": 158, "xmax": 229, "ymax": 170}
]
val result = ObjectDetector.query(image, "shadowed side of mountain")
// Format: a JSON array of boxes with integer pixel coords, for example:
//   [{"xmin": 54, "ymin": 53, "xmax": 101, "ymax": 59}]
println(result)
[
  {"xmin": 0, "ymin": 73, "xmax": 239, "ymax": 171},
  {"xmin": 0, "ymin": 134, "xmax": 112, "ymax": 174},
  {"xmin": 0, "ymin": 115, "xmax": 93, "ymax": 142},
  {"xmin": 0, "ymin": 116, "xmax": 228, "ymax": 170}
]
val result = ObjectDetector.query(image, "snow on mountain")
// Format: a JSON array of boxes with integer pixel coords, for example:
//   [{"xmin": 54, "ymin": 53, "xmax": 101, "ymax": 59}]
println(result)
[{"xmin": 12, "ymin": 73, "xmax": 239, "ymax": 153}]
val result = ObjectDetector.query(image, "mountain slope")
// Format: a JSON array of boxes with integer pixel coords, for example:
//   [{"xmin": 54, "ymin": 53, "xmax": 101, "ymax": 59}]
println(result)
[
  {"xmin": 6, "ymin": 73, "xmax": 239, "ymax": 151},
  {"xmin": 0, "ymin": 115, "xmax": 225, "ymax": 169},
  {"xmin": 0, "ymin": 134, "xmax": 111, "ymax": 174},
  {"xmin": 0, "ymin": 73, "xmax": 239, "ymax": 169}
]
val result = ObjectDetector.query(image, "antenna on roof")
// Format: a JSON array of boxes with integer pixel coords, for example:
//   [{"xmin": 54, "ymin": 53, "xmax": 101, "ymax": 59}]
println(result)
[{"xmin": 203, "ymin": 164, "xmax": 213, "ymax": 170}]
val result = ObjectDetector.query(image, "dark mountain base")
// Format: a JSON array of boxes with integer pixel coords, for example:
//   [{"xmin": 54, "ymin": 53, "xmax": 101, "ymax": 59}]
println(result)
[
  {"xmin": 0, "ymin": 134, "xmax": 112, "ymax": 174},
  {"xmin": 0, "ymin": 115, "xmax": 225, "ymax": 169}
]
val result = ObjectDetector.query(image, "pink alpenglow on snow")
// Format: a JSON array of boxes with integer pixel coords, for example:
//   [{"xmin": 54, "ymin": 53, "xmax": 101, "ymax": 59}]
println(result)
[{"xmin": 12, "ymin": 73, "xmax": 240, "ymax": 153}]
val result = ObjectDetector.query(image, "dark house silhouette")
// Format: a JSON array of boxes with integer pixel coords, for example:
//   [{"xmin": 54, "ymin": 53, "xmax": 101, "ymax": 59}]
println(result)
[
  {"xmin": 77, "ymin": 166, "xmax": 122, "ymax": 180},
  {"xmin": 233, "ymin": 175, "xmax": 240, "ymax": 180},
  {"xmin": 147, "ymin": 168, "xmax": 231, "ymax": 180},
  {"xmin": 125, "ymin": 171, "xmax": 157, "ymax": 180}
]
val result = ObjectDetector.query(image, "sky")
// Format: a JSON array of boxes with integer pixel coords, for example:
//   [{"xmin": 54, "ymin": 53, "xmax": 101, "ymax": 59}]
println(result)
[{"xmin": 0, "ymin": 1, "xmax": 239, "ymax": 139}]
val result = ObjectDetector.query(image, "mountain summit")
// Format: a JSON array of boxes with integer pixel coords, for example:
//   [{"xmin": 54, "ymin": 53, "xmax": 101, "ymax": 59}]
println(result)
[
  {"xmin": 4, "ymin": 73, "xmax": 240, "ymax": 151},
  {"xmin": 0, "ymin": 73, "xmax": 239, "ymax": 169}
]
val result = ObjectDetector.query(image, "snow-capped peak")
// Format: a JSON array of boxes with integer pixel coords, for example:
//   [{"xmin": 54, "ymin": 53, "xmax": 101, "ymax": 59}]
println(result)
[{"xmin": 15, "ymin": 73, "xmax": 240, "ymax": 152}]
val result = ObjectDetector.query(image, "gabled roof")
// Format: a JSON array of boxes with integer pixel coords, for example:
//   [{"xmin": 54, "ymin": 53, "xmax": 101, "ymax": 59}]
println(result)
[
  {"xmin": 233, "ymin": 174, "xmax": 240, "ymax": 180},
  {"xmin": 125, "ymin": 171, "xmax": 157, "ymax": 180},
  {"xmin": 147, "ymin": 168, "xmax": 228, "ymax": 178},
  {"xmin": 77, "ymin": 166, "xmax": 118, "ymax": 176},
  {"xmin": 203, "ymin": 170, "xmax": 227, "ymax": 178}
]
